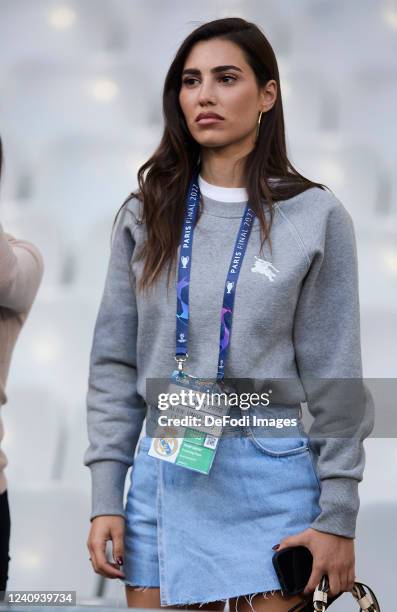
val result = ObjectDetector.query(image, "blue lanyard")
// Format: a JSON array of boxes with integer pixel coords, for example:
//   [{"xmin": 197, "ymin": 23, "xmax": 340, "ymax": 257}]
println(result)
[{"xmin": 175, "ymin": 172, "xmax": 256, "ymax": 382}]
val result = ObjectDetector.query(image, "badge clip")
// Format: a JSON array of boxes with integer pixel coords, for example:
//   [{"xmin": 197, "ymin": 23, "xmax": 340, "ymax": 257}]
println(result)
[{"xmin": 175, "ymin": 353, "xmax": 189, "ymax": 372}]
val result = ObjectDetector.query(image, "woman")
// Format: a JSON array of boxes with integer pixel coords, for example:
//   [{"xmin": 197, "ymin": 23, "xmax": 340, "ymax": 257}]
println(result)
[
  {"xmin": 0, "ymin": 137, "xmax": 44, "ymax": 596},
  {"xmin": 84, "ymin": 17, "xmax": 374, "ymax": 611}
]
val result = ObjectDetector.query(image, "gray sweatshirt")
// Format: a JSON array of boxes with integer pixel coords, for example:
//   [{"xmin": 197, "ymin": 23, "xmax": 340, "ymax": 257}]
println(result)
[{"xmin": 84, "ymin": 177, "xmax": 374, "ymax": 539}]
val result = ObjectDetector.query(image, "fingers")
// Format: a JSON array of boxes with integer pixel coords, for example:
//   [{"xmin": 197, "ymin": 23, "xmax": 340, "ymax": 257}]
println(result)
[
  {"xmin": 93, "ymin": 536, "xmax": 125, "ymax": 579},
  {"xmin": 303, "ymin": 563, "xmax": 325, "ymax": 596},
  {"xmin": 87, "ymin": 522, "xmax": 125, "ymax": 579},
  {"xmin": 304, "ymin": 567, "xmax": 355, "ymax": 599},
  {"xmin": 331, "ymin": 561, "xmax": 356, "ymax": 595},
  {"xmin": 300, "ymin": 530, "xmax": 356, "ymax": 600},
  {"xmin": 277, "ymin": 529, "xmax": 310, "ymax": 551},
  {"xmin": 340, "ymin": 568, "xmax": 354, "ymax": 594},
  {"xmin": 346, "ymin": 570, "xmax": 356, "ymax": 593},
  {"xmin": 328, "ymin": 571, "xmax": 341, "ymax": 598},
  {"xmin": 111, "ymin": 524, "xmax": 125, "ymax": 567}
]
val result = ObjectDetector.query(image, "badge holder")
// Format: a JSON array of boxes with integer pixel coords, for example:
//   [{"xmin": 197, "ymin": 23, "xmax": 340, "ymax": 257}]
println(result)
[{"xmin": 147, "ymin": 359, "xmax": 233, "ymax": 474}]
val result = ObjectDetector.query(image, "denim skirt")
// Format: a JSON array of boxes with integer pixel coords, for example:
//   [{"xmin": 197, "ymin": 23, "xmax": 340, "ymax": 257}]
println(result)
[{"xmin": 122, "ymin": 404, "xmax": 322, "ymax": 607}]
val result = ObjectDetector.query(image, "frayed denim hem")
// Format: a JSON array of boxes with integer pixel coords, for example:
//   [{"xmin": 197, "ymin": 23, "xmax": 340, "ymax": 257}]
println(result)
[
  {"xmin": 194, "ymin": 590, "xmax": 283, "ymax": 612},
  {"xmin": 123, "ymin": 585, "xmax": 283, "ymax": 610}
]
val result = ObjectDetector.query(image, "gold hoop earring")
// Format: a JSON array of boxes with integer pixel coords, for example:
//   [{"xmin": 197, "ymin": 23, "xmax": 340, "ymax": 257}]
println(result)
[{"xmin": 255, "ymin": 111, "xmax": 263, "ymax": 142}]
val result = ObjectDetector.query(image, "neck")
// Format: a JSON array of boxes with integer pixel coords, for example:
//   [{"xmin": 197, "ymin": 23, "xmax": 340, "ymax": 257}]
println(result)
[{"xmin": 199, "ymin": 142, "xmax": 252, "ymax": 188}]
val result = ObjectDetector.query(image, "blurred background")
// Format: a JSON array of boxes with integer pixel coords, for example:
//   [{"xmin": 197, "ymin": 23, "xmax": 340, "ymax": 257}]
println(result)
[{"xmin": 0, "ymin": 0, "xmax": 396, "ymax": 608}]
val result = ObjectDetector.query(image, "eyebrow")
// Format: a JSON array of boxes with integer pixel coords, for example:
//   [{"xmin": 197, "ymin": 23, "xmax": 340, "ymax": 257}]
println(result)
[{"xmin": 182, "ymin": 65, "xmax": 243, "ymax": 76}]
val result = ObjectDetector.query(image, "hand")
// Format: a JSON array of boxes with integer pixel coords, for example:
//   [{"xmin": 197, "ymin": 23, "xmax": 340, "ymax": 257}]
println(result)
[
  {"xmin": 87, "ymin": 515, "xmax": 126, "ymax": 579},
  {"xmin": 276, "ymin": 527, "xmax": 356, "ymax": 598}
]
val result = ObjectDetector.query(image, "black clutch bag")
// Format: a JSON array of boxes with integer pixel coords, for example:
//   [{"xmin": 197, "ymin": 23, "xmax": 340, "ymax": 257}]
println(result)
[
  {"xmin": 272, "ymin": 545, "xmax": 315, "ymax": 597},
  {"xmin": 272, "ymin": 546, "xmax": 380, "ymax": 611},
  {"xmin": 272, "ymin": 546, "xmax": 344, "ymax": 610}
]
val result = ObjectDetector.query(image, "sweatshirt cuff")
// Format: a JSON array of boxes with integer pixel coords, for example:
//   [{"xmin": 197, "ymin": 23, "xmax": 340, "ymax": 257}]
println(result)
[
  {"xmin": 309, "ymin": 477, "xmax": 360, "ymax": 539},
  {"xmin": 88, "ymin": 460, "xmax": 129, "ymax": 521}
]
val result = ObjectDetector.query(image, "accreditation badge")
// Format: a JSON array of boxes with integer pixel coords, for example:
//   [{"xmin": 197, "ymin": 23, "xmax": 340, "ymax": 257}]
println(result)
[{"xmin": 147, "ymin": 369, "xmax": 232, "ymax": 474}]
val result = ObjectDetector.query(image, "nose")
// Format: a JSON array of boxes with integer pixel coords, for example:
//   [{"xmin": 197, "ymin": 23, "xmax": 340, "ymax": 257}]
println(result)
[{"xmin": 197, "ymin": 78, "xmax": 216, "ymax": 106}]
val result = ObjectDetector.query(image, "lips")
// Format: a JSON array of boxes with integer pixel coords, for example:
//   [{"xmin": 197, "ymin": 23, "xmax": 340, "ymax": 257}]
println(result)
[{"xmin": 196, "ymin": 112, "xmax": 224, "ymax": 122}]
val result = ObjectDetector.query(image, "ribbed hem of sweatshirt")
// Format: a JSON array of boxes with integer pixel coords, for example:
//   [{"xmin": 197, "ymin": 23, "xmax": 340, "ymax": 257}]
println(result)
[
  {"xmin": 310, "ymin": 477, "xmax": 360, "ymax": 539},
  {"xmin": 88, "ymin": 460, "xmax": 129, "ymax": 522}
]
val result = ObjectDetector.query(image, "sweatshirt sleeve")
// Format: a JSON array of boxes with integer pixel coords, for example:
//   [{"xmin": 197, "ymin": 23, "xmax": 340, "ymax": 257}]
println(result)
[
  {"xmin": 292, "ymin": 198, "xmax": 375, "ymax": 539},
  {"xmin": 83, "ymin": 202, "xmax": 147, "ymax": 521},
  {"xmin": 0, "ymin": 222, "xmax": 44, "ymax": 313}
]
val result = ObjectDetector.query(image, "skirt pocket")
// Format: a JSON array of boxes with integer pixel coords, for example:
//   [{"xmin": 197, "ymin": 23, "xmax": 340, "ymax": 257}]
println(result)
[
  {"xmin": 245, "ymin": 405, "xmax": 309, "ymax": 457},
  {"xmin": 247, "ymin": 429, "xmax": 310, "ymax": 457}
]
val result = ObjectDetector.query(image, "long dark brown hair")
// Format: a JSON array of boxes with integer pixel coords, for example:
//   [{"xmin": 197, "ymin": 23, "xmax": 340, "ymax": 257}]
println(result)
[{"xmin": 114, "ymin": 17, "xmax": 329, "ymax": 293}]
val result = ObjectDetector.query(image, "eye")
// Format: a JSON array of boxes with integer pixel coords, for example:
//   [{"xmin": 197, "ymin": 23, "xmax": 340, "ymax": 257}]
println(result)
[
  {"xmin": 182, "ymin": 77, "xmax": 198, "ymax": 86},
  {"xmin": 182, "ymin": 75, "xmax": 237, "ymax": 86}
]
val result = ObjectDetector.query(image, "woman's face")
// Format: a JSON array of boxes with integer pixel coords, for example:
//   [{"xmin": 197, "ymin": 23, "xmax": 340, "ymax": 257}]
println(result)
[{"xmin": 179, "ymin": 38, "xmax": 277, "ymax": 150}]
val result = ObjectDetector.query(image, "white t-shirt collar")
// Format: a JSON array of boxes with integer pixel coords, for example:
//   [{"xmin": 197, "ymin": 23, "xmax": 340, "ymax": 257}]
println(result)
[
  {"xmin": 198, "ymin": 174, "xmax": 248, "ymax": 202},
  {"xmin": 198, "ymin": 173, "xmax": 281, "ymax": 203}
]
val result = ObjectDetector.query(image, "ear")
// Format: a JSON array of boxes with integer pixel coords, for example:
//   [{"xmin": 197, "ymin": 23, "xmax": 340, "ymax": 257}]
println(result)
[{"xmin": 259, "ymin": 79, "xmax": 277, "ymax": 112}]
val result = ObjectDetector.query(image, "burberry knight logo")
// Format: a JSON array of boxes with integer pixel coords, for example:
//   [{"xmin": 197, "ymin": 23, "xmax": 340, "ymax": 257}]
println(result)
[{"xmin": 251, "ymin": 256, "xmax": 280, "ymax": 282}]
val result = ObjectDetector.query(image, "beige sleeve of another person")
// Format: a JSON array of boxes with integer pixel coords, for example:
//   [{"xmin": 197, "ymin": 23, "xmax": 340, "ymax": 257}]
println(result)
[{"xmin": 0, "ymin": 222, "xmax": 44, "ymax": 313}]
